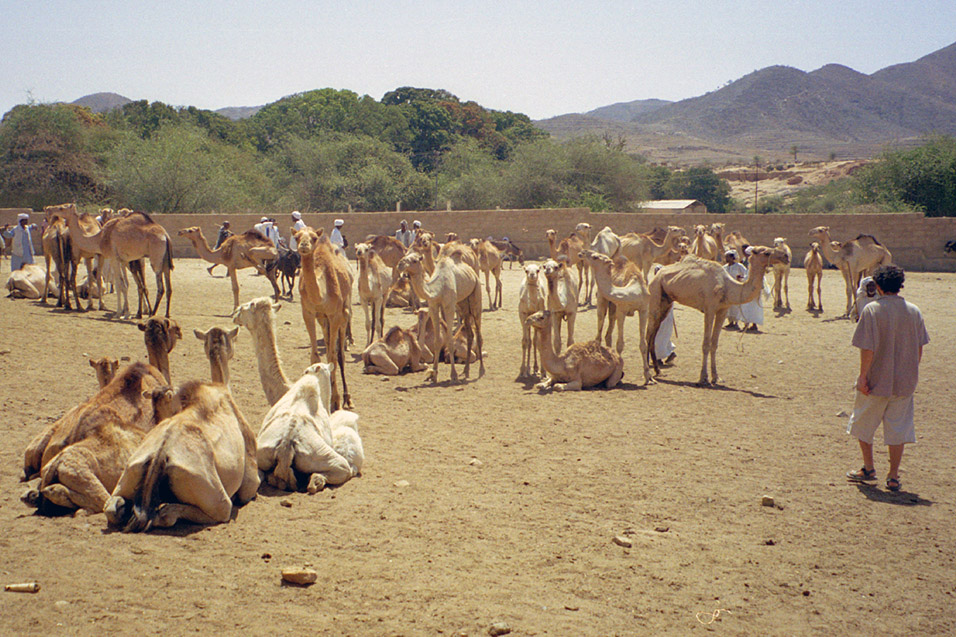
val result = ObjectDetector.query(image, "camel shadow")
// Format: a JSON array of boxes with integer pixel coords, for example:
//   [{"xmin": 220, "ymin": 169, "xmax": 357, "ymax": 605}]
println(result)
[
  {"xmin": 653, "ymin": 377, "xmax": 778, "ymax": 399},
  {"xmin": 852, "ymin": 483, "xmax": 932, "ymax": 506},
  {"xmin": 822, "ymin": 315, "xmax": 851, "ymax": 323},
  {"xmin": 806, "ymin": 308, "xmax": 824, "ymax": 318},
  {"xmin": 772, "ymin": 307, "xmax": 792, "ymax": 318}
]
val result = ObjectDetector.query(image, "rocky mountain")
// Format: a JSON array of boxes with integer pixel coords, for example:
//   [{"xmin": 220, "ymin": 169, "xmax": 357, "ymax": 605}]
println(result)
[
  {"xmin": 71, "ymin": 92, "xmax": 132, "ymax": 113},
  {"xmin": 537, "ymin": 40, "xmax": 956, "ymax": 164},
  {"xmin": 585, "ymin": 99, "xmax": 671, "ymax": 122}
]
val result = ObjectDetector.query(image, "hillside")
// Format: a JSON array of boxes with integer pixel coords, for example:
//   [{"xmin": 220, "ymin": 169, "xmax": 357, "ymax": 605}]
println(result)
[
  {"xmin": 71, "ymin": 92, "xmax": 132, "ymax": 113},
  {"xmin": 537, "ymin": 40, "xmax": 956, "ymax": 164},
  {"xmin": 215, "ymin": 105, "xmax": 264, "ymax": 120}
]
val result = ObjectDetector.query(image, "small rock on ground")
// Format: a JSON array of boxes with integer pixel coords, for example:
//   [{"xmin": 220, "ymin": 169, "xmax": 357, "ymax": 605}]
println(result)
[{"xmin": 488, "ymin": 622, "xmax": 512, "ymax": 636}]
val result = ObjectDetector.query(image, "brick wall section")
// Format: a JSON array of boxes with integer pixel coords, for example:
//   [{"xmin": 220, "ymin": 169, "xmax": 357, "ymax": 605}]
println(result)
[{"xmin": 4, "ymin": 207, "xmax": 956, "ymax": 271}]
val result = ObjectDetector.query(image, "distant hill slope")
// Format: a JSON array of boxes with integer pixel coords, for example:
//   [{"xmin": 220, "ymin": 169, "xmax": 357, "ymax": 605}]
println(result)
[
  {"xmin": 585, "ymin": 99, "xmax": 671, "ymax": 122},
  {"xmin": 72, "ymin": 92, "xmax": 132, "ymax": 113},
  {"xmin": 537, "ymin": 40, "xmax": 956, "ymax": 163},
  {"xmin": 215, "ymin": 105, "xmax": 264, "ymax": 120}
]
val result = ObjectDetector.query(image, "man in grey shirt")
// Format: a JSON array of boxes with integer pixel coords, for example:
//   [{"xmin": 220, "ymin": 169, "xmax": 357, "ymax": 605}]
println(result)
[{"xmin": 845, "ymin": 265, "xmax": 929, "ymax": 492}]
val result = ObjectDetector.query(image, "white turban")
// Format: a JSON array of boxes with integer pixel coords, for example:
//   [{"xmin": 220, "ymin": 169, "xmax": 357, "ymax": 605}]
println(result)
[
  {"xmin": 745, "ymin": 246, "xmax": 754, "ymax": 256},
  {"xmin": 412, "ymin": 220, "xmax": 421, "ymax": 228},
  {"xmin": 291, "ymin": 211, "xmax": 301, "ymax": 220},
  {"xmin": 260, "ymin": 216, "xmax": 269, "ymax": 222},
  {"xmin": 17, "ymin": 213, "xmax": 29, "ymax": 221},
  {"xmin": 334, "ymin": 219, "xmax": 344, "ymax": 227},
  {"xmin": 725, "ymin": 249, "xmax": 738, "ymax": 258}
]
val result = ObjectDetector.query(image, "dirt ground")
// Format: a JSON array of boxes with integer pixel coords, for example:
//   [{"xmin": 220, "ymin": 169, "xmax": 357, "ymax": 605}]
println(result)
[{"xmin": 1, "ymin": 257, "xmax": 953, "ymax": 636}]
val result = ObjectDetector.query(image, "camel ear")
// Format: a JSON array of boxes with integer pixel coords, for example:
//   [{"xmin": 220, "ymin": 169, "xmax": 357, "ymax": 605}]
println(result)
[
  {"xmin": 227, "ymin": 326, "xmax": 239, "ymax": 340},
  {"xmin": 315, "ymin": 228, "xmax": 325, "ymax": 238},
  {"xmin": 137, "ymin": 322, "xmax": 147, "ymax": 332},
  {"xmin": 272, "ymin": 302, "xmax": 282, "ymax": 313},
  {"xmin": 194, "ymin": 328, "xmax": 207, "ymax": 340},
  {"xmin": 89, "ymin": 358, "xmax": 96, "ymax": 368}
]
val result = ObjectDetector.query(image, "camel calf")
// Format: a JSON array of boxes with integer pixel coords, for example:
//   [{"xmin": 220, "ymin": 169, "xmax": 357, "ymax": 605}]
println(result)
[
  {"xmin": 105, "ymin": 381, "xmax": 260, "ymax": 531},
  {"xmin": 805, "ymin": 242, "xmax": 824, "ymax": 311}
]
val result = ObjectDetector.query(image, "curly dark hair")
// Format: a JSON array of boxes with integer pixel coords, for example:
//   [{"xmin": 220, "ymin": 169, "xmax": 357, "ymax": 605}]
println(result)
[{"xmin": 872, "ymin": 264, "xmax": 904, "ymax": 294}]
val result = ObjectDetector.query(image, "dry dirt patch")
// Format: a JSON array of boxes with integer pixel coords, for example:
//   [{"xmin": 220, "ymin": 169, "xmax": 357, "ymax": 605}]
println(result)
[{"xmin": 1, "ymin": 259, "xmax": 953, "ymax": 635}]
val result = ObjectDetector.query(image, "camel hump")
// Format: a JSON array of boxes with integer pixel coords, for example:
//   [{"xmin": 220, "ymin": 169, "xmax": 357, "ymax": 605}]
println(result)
[
  {"xmin": 855, "ymin": 233, "xmax": 882, "ymax": 246},
  {"xmin": 383, "ymin": 326, "xmax": 406, "ymax": 346}
]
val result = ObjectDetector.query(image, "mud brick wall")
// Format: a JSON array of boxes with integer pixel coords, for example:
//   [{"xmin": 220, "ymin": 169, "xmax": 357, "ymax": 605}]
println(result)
[{"xmin": 4, "ymin": 208, "xmax": 956, "ymax": 272}]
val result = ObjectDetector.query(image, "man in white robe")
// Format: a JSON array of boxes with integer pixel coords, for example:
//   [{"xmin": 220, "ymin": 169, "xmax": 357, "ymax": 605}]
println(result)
[
  {"xmin": 723, "ymin": 249, "xmax": 747, "ymax": 330},
  {"xmin": 5, "ymin": 213, "xmax": 38, "ymax": 270}
]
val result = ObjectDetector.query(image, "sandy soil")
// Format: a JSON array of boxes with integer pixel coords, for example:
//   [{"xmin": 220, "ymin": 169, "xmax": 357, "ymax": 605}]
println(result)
[{"xmin": 1, "ymin": 258, "xmax": 953, "ymax": 635}]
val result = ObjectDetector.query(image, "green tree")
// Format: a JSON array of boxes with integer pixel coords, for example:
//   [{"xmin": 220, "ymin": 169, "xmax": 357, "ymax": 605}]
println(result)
[
  {"xmin": 663, "ymin": 166, "xmax": 732, "ymax": 213},
  {"xmin": 854, "ymin": 135, "xmax": 956, "ymax": 216}
]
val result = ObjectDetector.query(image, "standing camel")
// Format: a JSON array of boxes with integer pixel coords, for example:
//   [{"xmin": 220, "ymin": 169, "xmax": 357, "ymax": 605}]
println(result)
[
  {"xmin": 582, "ymin": 250, "xmax": 653, "ymax": 385},
  {"xmin": 771, "ymin": 237, "xmax": 792, "ymax": 310},
  {"xmin": 295, "ymin": 228, "xmax": 353, "ymax": 411},
  {"xmin": 396, "ymin": 246, "xmax": 484, "ymax": 384},
  {"xmin": 808, "ymin": 226, "xmax": 892, "ymax": 316},
  {"xmin": 645, "ymin": 247, "xmax": 774, "ymax": 386},
  {"xmin": 593, "ymin": 225, "xmax": 684, "ymax": 278},
  {"xmin": 517, "ymin": 263, "xmax": 546, "ymax": 378},
  {"xmin": 355, "ymin": 242, "xmax": 392, "ymax": 346},
  {"xmin": 469, "ymin": 238, "xmax": 504, "ymax": 310},
  {"xmin": 546, "ymin": 223, "xmax": 592, "ymax": 305},
  {"xmin": 542, "ymin": 259, "xmax": 578, "ymax": 352},
  {"xmin": 804, "ymin": 242, "xmax": 824, "ymax": 311},
  {"xmin": 43, "ymin": 204, "xmax": 104, "ymax": 311},
  {"xmin": 178, "ymin": 226, "xmax": 279, "ymax": 310},
  {"xmin": 690, "ymin": 225, "xmax": 719, "ymax": 261}
]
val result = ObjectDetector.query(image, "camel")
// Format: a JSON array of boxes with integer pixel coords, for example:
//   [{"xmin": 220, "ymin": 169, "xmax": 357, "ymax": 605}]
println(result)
[
  {"xmin": 469, "ymin": 238, "xmax": 503, "ymax": 310},
  {"xmin": 195, "ymin": 326, "xmax": 239, "ymax": 385},
  {"xmin": 658, "ymin": 236, "xmax": 691, "ymax": 266},
  {"xmin": 407, "ymin": 307, "xmax": 481, "ymax": 365},
  {"xmin": 361, "ymin": 324, "xmax": 427, "ymax": 375},
  {"xmin": 585, "ymin": 251, "xmax": 641, "ymax": 347},
  {"xmin": 233, "ymin": 297, "xmax": 293, "ymax": 406},
  {"xmin": 104, "ymin": 380, "xmax": 260, "ymax": 531},
  {"xmin": 592, "ymin": 226, "xmax": 685, "ymax": 278},
  {"xmin": 583, "ymin": 250, "xmax": 653, "ymax": 385},
  {"xmin": 384, "ymin": 274, "xmax": 414, "ymax": 307},
  {"xmin": 690, "ymin": 225, "xmax": 719, "ymax": 261},
  {"xmin": 409, "ymin": 233, "xmax": 438, "ymax": 276},
  {"xmin": 808, "ymin": 226, "xmax": 892, "ymax": 317},
  {"xmin": 138, "ymin": 317, "xmax": 182, "ymax": 384},
  {"xmin": 296, "ymin": 228, "xmax": 353, "ymax": 410},
  {"xmin": 804, "ymin": 242, "xmax": 824, "ymax": 311},
  {"xmin": 362, "ymin": 234, "xmax": 407, "ymax": 278},
  {"xmin": 770, "ymin": 237, "xmax": 792, "ymax": 310},
  {"xmin": 42, "ymin": 204, "xmax": 104, "ymax": 311},
  {"xmin": 396, "ymin": 247, "xmax": 484, "ymax": 383},
  {"xmin": 488, "ymin": 238, "xmax": 524, "ymax": 269},
  {"xmin": 61, "ymin": 205, "xmax": 173, "ymax": 318},
  {"xmin": 255, "ymin": 362, "xmax": 364, "ymax": 493},
  {"xmin": 5, "ymin": 263, "xmax": 57, "ymax": 299},
  {"xmin": 547, "ymin": 223, "xmax": 591, "ymax": 304},
  {"xmin": 645, "ymin": 247, "xmax": 774, "ymax": 386},
  {"xmin": 20, "ymin": 361, "xmax": 168, "ymax": 515},
  {"xmin": 355, "ymin": 242, "xmax": 392, "ymax": 346},
  {"xmin": 40, "ymin": 210, "xmax": 71, "ymax": 308},
  {"xmin": 178, "ymin": 226, "xmax": 279, "ymax": 310},
  {"xmin": 89, "ymin": 357, "xmax": 119, "ymax": 388},
  {"xmin": 709, "ymin": 223, "xmax": 726, "ymax": 258},
  {"xmin": 542, "ymin": 259, "xmax": 578, "ymax": 352},
  {"xmin": 518, "ymin": 263, "xmax": 547, "ymax": 378},
  {"xmin": 725, "ymin": 231, "xmax": 750, "ymax": 261},
  {"xmin": 526, "ymin": 310, "xmax": 624, "ymax": 392}
]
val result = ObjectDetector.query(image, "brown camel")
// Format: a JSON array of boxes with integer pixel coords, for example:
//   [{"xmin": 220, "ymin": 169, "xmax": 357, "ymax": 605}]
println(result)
[
  {"xmin": 547, "ymin": 223, "xmax": 592, "ymax": 304},
  {"xmin": 104, "ymin": 381, "xmax": 259, "ymax": 531},
  {"xmin": 89, "ymin": 357, "xmax": 120, "ymax": 388},
  {"xmin": 646, "ymin": 247, "xmax": 774, "ymax": 386},
  {"xmin": 20, "ymin": 361, "xmax": 168, "ymax": 515},
  {"xmin": 178, "ymin": 226, "xmax": 279, "ymax": 310},
  {"xmin": 361, "ymin": 234, "xmax": 407, "ymax": 277},
  {"xmin": 770, "ymin": 237, "xmax": 792, "ymax": 310},
  {"xmin": 526, "ymin": 310, "xmax": 624, "ymax": 392},
  {"xmin": 296, "ymin": 228, "xmax": 353, "ymax": 410},
  {"xmin": 355, "ymin": 242, "xmax": 392, "ymax": 346},
  {"xmin": 396, "ymin": 247, "xmax": 484, "ymax": 383},
  {"xmin": 361, "ymin": 325, "xmax": 427, "ymax": 375},
  {"xmin": 602, "ymin": 225, "xmax": 685, "ymax": 277},
  {"xmin": 542, "ymin": 258, "xmax": 578, "ymax": 352},
  {"xmin": 725, "ymin": 231, "xmax": 750, "ymax": 261},
  {"xmin": 138, "ymin": 317, "xmax": 182, "ymax": 384},
  {"xmin": 808, "ymin": 226, "xmax": 892, "ymax": 316},
  {"xmin": 518, "ymin": 263, "xmax": 546, "ymax": 378},
  {"xmin": 40, "ymin": 209, "xmax": 70, "ymax": 308},
  {"xmin": 583, "ymin": 250, "xmax": 653, "ymax": 385},
  {"xmin": 690, "ymin": 225, "xmax": 719, "ymax": 261},
  {"xmin": 469, "ymin": 238, "xmax": 504, "ymax": 310},
  {"xmin": 195, "ymin": 326, "xmax": 239, "ymax": 385},
  {"xmin": 51, "ymin": 204, "xmax": 110, "ymax": 311},
  {"xmin": 709, "ymin": 223, "xmax": 726, "ymax": 258},
  {"xmin": 804, "ymin": 242, "xmax": 824, "ymax": 311}
]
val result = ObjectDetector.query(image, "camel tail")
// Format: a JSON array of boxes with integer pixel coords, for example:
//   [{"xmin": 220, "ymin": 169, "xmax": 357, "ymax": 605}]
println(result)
[
  {"xmin": 164, "ymin": 237, "xmax": 174, "ymax": 271},
  {"xmin": 273, "ymin": 437, "xmax": 296, "ymax": 491},
  {"xmin": 128, "ymin": 449, "xmax": 167, "ymax": 533}
]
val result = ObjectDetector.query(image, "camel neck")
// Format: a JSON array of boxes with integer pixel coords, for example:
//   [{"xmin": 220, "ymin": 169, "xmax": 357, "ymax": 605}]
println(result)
[
  {"xmin": 250, "ymin": 319, "xmax": 291, "ymax": 406},
  {"xmin": 189, "ymin": 231, "xmax": 219, "ymax": 262},
  {"xmin": 209, "ymin": 357, "xmax": 229, "ymax": 385}
]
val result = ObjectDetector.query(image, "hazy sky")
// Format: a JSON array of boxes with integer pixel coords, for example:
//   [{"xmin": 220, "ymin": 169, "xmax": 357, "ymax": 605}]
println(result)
[{"xmin": 2, "ymin": 1, "xmax": 955, "ymax": 121}]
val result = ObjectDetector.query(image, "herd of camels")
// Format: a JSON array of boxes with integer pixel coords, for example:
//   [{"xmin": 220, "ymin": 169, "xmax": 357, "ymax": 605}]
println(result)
[{"xmin": 8, "ymin": 204, "xmax": 894, "ymax": 530}]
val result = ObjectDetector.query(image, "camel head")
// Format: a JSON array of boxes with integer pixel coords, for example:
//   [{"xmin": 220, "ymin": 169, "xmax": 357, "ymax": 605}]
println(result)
[
  {"xmin": 694, "ymin": 224, "xmax": 706, "ymax": 236},
  {"xmin": 525, "ymin": 310, "xmax": 551, "ymax": 330},
  {"xmin": 773, "ymin": 237, "xmax": 787, "ymax": 247},
  {"xmin": 304, "ymin": 362, "xmax": 334, "ymax": 412},
  {"xmin": 89, "ymin": 357, "xmax": 119, "ymax": 388},
  {"xmin": 575, "ymin": 222, "xmax": 592, "ymax": 239},
  {"xmin": 580, "ymin": 249, "xmax": 612, "ymax": 273},
  {"xmin": 177, "ymin": 226, "xmax": 202, "ymax": 239},
  {"xmin": 445, "ymin": 232, "xmax": 459, "ymax": 243},
  {"xmin": 143, "ymin": 385, "xmax": 182, "ymax": 423},
  {"xmin": 667, "ymin": 225, "xmax": 686, "ymax": 238},
  {"xmin": 677, "ymin": 238, "xmax": 691, "ymax": 256},
  {"xmin": 396, "ymin": 252, "xmax": 424, "ymax": 277},
  {"xmin": 233, "ymin": 296, "xmax": 281, "ymax": 332},
  {"xmin": 809, "ymin": 241, "xmax": 821, "ymax": 252},
  {"xmin": 745, "ymin": 246, "xmax": 774, "ymax": 269},
  {"xmin": 808, "ymin": 226, "xmax": 830, "ymax": 239},
  {"xmin": 709, "ymin": 223, "xmax": 725, "ymax": 238},
  {"xmin": 545, "ymin": 229, "xmax": 556, "ymax": 242},
  {"xmin": 194, "ymin": 326, "xmax": 239, "ymax": 363},
  {"xmin": 139, "ymin": 318, "xmax": 182, "ymax": 355},
  {"xmin": 468, "ymin": 238, "xmax": 482, "ymax": 250},
  {"xmin": 523, "ymin": 262, "xmax": 542, "ymax": 284},
  {"xmin": 542, "ymin": 258, "xmax": 566, "ymax": 280},
  {"xmin": 354, "ymin": 242, "xmax": 372, "ymax": 261},
  {"xmin": 295, "ymin": 228, "xmax": 320, "ymax": 256},
  {"xmin": 43, "ymin": 202, "xmax": 77, "ymax": 223}
]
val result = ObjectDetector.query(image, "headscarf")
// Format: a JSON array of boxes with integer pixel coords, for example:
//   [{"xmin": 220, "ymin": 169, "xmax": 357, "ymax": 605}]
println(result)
[
  {"xmin": 291, "ymin": 211, "xmax": 302, "ymax": 220},
  {"xmin": 334, "ymin": 219, "xmax": 344, "ymax": 227}
]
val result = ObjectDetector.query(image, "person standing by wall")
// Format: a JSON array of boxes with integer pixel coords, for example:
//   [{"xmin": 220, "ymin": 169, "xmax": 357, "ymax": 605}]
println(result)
[
  {"xmin": 3, "ymin": 213, "xmax": 38, "ymax": 270},
  {"xmin": 330, "ymin": 218, "xmax": 346, "ymax": 250},
  {"xmin": 289, "ymin": 211, "xmax": 306, "ymax": 251},
  {"xmin": 845, "ymin": 265, "xmax": 929, "ymax": 492},
  {"xmin": 395, "ymin": 219, "xmax": 412, "ymax": 248},
  {"xmin": 208, "ymin": 220, "xmax": 233, "ymax": 276}
]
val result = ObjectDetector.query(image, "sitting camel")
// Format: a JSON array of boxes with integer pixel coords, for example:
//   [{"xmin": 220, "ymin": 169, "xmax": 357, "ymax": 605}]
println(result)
[
  {"xmin": 542, "ymin": 259, "xmax": 578, "ymax": 352},
  {"xmin": 804, "ymin": 242, "xmax": 824, "ymax": 311},
  {"xmin": 582, "ymin": 250, "xmax": 653, "ymax": 385},
  {"xmin": 645, "ymin": 247, "xmax": 774, "ymax": 386},
  {"xmin": 195, "ymin": 326, "xmax": 239, "ymax": 385},
  {"xmin": 178, "ymin": 226, "xmax": 280, "ymax": 310},
  {"xmin": 355, "ymin": 242, "xmax": 392, "ymax": 346},
  {"xmin": 256, "ymin": 363, "xmax": 364, "ymax": 493},
  {"xmin": 104, "ymin": 380, "xmax": 260, "ymax": 531},
  {"xmin": 518, "ymin": 263, "xmax": 546, "ymax": 378},
  {"xmin": 770, "ymin": 237, "xmax": 792, "ymax": 310},
  {"xmin": 362, "ymin": 325, "xmax": 427, "ymax": 375},
  {"xmin": 6, "ymin": 263, "xmax": 57, "ymax": 299},
  {"xmin": 20, "ymin": 361, "xmax": 168, "ymax": 515},
  {"xmin": 526, "ymin": 310, "xmax": 624, "ymax": 392},
  {"xmin": 89, "ymin": 357, "xmax": 119, "ymax": 388}
]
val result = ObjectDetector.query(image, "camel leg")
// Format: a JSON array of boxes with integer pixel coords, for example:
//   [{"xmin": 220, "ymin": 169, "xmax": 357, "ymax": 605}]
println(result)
[
  {"xmin": 265, "ymin": 265, "xmax": 281, "ymax": 302},
  {"xmin": 366, "ymin": 352, "xmax": 401, "ymax": 375},
  {"xmin": 807, "ymin": 275, "xmax": 815, "ymax": 310},
  {"xmin": 595, "ymin": 297, "xmax": 607, "ymax": 343},
  {"xmin": 566, "ymin": 311, "xmax": 576, "ymax": 349},
  {"xmin": 841, "ymin": 266, "xmax": 854, "ymax": 316},
  {"xmin": 494, "ymin": 268, "xmax": 502, "ymax": 310},
  {"xmin": 375, "ymin": 298, "xmax": 385, "ymax": 342},
  {"xmin": 153, "ymin": 501, "xmax": 231, "ymax": 528},
  {"xmin": 646, "ymin": 301, "xmax": 669, "ymax": 378},
  {"xmin": 484, "ymin": 270, "xmax": 493, "ymax": 310},
  {"xmin": 337, "ymin": 323, "xmax": 352, "ymax": 409},
  {"xmin": 94, "ymin": 255, "xmax": 106, "ymax": 310},
  {"xmin": 229, "ymin": 267, "xmax": 241, "ymax": 310},
  {"xmin": 784, "ymin": 272, "xmax": 790, "ymax": 309},
  {"xmin": 150, "ymin": 268, "xmax": 165, "ymax": 317},
  {"xmin": 553, "ymin": 375, "xmax": 583, "ymax": 392},
  {"xmin": 236, "ymin": 455, "xmax": 260, "ymax": 505},
  {"xmin": 817, "ymin": 276, "xmax": 823, "ymax": 312},
  {"xmin": 303, "ymin": 309, "xmax": 321, "ymax": 365},
  {"xmin": 113, "ymin": 264, "xmax": 129, "ymax": 318},
  {"xmin": 444, "ymin": 303, "xmax": 458, "ymax": 382},
  {"xmin": 699, "ymin": 310, "xmax": 715, "ymax": 386},
  {"xmin": 520, "ymin": 320, "xmax": 531, "ymax": 377},
  {"xmin": 606, "ymin": 360, "xmax": 624, "ymax": 389},
  {"xmin": 362, "ymin": 299, "xmax": 372, "ymax": 347},
  {"xmin": 605, "ymin": 303, "xmax": 616, "ymax": 347},
  {"xmin": 426, "ymin": 305, "xmax": 443, "ymax": 383},
  {"xmin": 39, "ymin": 454, "xmax": 111, "ymax": 513},
  {"xmin": 42, "ymin": 254, "xmax": 53, "ymax": 305},
  {"xmin": 552, "ymin": 314, "xmax": 563, "ymax": 354},
  {"xmin": 709, "ymin": 308, "xmax": 729, "ymax": 385},
  {"xmin": 153, "ymin": 466, "xmax": 234, "ymax": 527},
  {"xmin": 637, "ymin": 307, "xmax": 653, "ymax": 385},
  {"xmin": 162, "ymin": 266, "xmax": 172, "ymax": 318}
]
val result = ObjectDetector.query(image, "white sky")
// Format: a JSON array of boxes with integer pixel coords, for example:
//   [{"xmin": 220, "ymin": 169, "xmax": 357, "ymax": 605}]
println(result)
[{"xmin": 2, "ymin": 1, "xmax": 955, "ymax": 121}]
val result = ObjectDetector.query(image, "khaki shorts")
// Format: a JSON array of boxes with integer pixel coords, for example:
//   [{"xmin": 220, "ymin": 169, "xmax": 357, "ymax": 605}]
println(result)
[{"xmin": 846, "ymin": 392, "xmax": 916, "ymax": 446}]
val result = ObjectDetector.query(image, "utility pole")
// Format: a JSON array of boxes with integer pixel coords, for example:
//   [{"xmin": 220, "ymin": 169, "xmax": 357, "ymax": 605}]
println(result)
[{"xmin": 753, "ymin": 155, "xmax": 760, "ymax": 213}]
